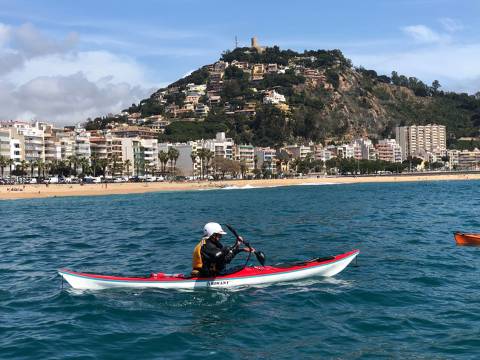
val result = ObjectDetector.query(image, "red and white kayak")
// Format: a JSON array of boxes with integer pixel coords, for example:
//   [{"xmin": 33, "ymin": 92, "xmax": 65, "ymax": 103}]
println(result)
[{"xmin": 59, "ymin": 249, "xmax": 359, "ymax": 290}]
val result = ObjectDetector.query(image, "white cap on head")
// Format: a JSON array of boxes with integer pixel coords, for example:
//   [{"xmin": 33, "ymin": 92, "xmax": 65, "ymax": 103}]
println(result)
[{"xmin": 204, "ymin": 222, "xmax": 227, "ymax": 237}]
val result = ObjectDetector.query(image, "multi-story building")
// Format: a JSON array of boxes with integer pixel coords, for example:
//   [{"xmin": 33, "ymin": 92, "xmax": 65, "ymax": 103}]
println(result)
[
  {"xmin": 252, "ymin": 64, "xmax": 265, "ymax": 80},
  {"xmin": 254, "ymin": 147, "xmax": 277, "ymax": 174},
  {"xmin": 353, "ymin": 138, "xmax": 376, "ymax": 160},
  {"xmin": 457, "ymin": 149, "xmax": 480, "ymax": 170},
  {"xmin": 59, "ymin": 133, "xmax": 75, "ymax": 161},
  {"xmin": 263, "ymin": 90, "xmax": 286, "ymax": 104},
  {"xmin": 395, "ymin": 124, "xmax": 446, "ymax": 159},
  {"xmin": 195, "ymin": 104, "xmax": 210, "ymax": 117},
  {"xmin": 111, "ymin": 125, "xmax": 156, "ymax": 139},
  {"xmin": 89, "ymin": 131, "xmax": 112, "ymax": 160},
  {"xmin": 0, "ymin": 128, "xmax": 12, "ymax": 159},
  {"xmin": 13, "ymin": 122, "xmax": 45, "ymax": 162},
  {"xmin": 145, "ymin": 117, "xmax": 170, "ymax": 134},
  {"xmin": 141, "ymin": 138, "xmax": 159, "ymax": 170},
  {"xmin": 376, "ymin": 139, "xmax": 403, "ymax": 163},
  {"xmin": 234, "ymin": 144, "xmax": 255, "ymax": 172},
  {"xmin": 186, "ymin": 83, "xmax": 207, "ymax": 94},
  {"xmin": 336, "ymin": 144, "xmax": 355, "ymax": 159},
  {"xmin": 283, "ymin": 144, "xmax": 312, "ymax": 159},
  {"xmin": 74, "ymin": 127, "xmax": 91, "ymax": 160},
  {"xmin": 203, "ymin": 132, "xmax": 234, "ymax": 160},
  {"xmin": 447, "ymin": 149, "xmax": 460, "ymax": 169}
]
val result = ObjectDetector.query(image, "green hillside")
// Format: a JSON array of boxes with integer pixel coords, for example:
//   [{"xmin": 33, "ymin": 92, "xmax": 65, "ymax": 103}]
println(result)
[{"xmin": 98, "ymin": 45, "xmax": 480, "ymax": 147}]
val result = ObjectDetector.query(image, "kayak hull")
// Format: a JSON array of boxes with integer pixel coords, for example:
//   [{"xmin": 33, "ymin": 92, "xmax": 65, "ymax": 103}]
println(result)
[
  {"xmin": 59, "ymin": 249, "xmax": 359, "ymax": 290},
  {"xmin": 454, "ymin": 232, "xmax": 480, "ymax": 246}
]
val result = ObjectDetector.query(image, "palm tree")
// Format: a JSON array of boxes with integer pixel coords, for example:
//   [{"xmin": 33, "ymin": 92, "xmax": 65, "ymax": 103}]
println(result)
[
  {"xmin": 44, "ymin": 161, "xmax": 51, "ymax": 178},
  {"xmin": 167, "ymin": 148, "xmax": 180, "ymax": 176},
  {"xmin": 196, "ymin": 148, "xmax": 206, "ymax": 179},
  {"xmin": 111, "ymin": 155, "xmax": 120, "ymax": 177},
  {"xmin": 135, "ymin": 159, "xmax": 145, "ymax": 176},
  {"xmin": 67, "ymin": 155, "xmax": 78, "ymax": 176},
  {"xmin": 91, "ymin": 155, "xmax": 98, "ymax": 177},
  {"xmin": 204, "ymin": 150, "xmax": 214, "ymax": 179},
  {"xmin": 79, "ymin": 158, "xmax": 89, "ymax": 176},
  {"xmin": 124, "ymin": 159, "xmax": 132, "ymax": 177},
  {"xmin": 0, "ymin": 155, "xmax": 6, "ymax": 179},
  {"xmin": 97, "ymin": 158, "xmax": 109, "ymax": 180},
  {"xmin": 158, "ymin": 150, "xmax": 169, "ymax": 175},
  {"xmin": 239, "ymin": 160, "xmax": 247, "ymax": 179},
  {"xmin": 7, "ymin": 158, "xmax": 14, "ymax": 179},
  {"xmin": 35, "ymin": 160, "xmax": 44, "ymax": 178},
  {"xmin": 29, "ymin": 160, "xmax": 35, "ymax": 178},
  {"xmin": 190, "ymin": 151, "xmax": 197, "ymax": 178},
  {"xmin": 19, "ymin": 160, "xmax": 28, "ymax": 181}
]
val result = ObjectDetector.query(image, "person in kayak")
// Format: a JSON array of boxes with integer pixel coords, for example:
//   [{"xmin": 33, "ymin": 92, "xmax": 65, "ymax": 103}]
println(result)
[{"xmin": 192, "ymin": 222, "xmax": 255, "ymax": 277}]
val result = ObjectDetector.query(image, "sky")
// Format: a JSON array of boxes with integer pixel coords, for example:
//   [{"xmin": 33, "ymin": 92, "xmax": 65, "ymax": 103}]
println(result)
[{"xmin": 0, "ymin": 0, "xmax": 479, "ymax": 125}]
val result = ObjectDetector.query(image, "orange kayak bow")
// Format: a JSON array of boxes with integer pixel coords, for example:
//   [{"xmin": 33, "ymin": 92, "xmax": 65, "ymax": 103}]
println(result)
[{"xmin": 454, "ymin": 232, "xmax": 480, "ymax": 246}]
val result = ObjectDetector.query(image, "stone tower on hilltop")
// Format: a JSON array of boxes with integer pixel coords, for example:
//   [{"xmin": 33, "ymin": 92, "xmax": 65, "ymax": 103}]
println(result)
[{"xmin": 251, "ymin": 36, "xmax": 265, "ymax": 53}]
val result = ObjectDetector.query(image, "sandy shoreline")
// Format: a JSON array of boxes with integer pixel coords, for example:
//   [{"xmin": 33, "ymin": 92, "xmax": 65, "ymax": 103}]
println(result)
[{"xmin": 1, "ymin": 173, "xmax": 479, "ymax": 200}]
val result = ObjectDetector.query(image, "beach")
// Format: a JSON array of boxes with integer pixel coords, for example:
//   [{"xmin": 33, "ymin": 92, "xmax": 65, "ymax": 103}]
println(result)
[{"xmin": 1, "ymin": 172, "xmax": 479, "ymax": 200}]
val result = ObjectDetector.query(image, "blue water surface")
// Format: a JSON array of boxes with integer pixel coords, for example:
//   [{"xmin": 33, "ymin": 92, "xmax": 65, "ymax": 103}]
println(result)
[{"xmin": 1, "ymin": 181, "xmax": 480, "ymax": 359}]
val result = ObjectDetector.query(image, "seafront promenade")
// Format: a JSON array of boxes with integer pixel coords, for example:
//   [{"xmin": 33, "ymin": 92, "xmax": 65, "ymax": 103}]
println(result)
[{"xmin": 1, "ymin": 173, "xmax": 479, "ymax": 200}]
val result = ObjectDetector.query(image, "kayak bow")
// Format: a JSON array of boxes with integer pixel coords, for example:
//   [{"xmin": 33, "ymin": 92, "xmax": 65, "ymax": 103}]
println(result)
[
  {"xmin": 454, "ymin": 232, "xmax": 480, "ymax": 246},
  {"xmin": 59, "ymin": 249, "xmax": 359, "ymax": 290}
]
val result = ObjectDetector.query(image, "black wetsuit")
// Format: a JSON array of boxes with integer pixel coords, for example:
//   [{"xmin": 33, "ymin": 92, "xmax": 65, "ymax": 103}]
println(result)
[{"xmin": 200, "ymin": 237, "xmax": 241, "ymax": 276}]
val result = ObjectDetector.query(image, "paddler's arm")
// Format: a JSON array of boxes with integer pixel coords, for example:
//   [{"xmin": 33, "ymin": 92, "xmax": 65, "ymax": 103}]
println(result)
[
  {"xmin": 236, "ymin": 236, "xmax": 256, "ymax": 253},
  {"xmin": 202, "ymin": 240, "xmax": 241, "ymax": 266}
]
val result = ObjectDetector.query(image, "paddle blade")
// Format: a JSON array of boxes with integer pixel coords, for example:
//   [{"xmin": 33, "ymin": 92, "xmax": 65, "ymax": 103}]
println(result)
[{"xmin": 255, "ymin": 251, "xmax": 266, "ymax": 266}]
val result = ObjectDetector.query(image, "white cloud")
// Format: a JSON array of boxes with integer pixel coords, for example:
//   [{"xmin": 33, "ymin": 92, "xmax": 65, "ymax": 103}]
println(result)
[
  {"xmin": 6, "ymin": 51, "xmax": 152, "ymax": 86},
  {"xmin": 0, "ymin": 22, "xmax": 157, "ymax": 124},
  {"xmin": 0, "ymin": 73, "xmax": 151, "ymax": 124},
  {"xmin": 402, "ymin": 25, "xmax": 448, "ymax": 44},
  {"xmin": 439, "ymin": 18, "xmax": 463, "ymax": 33},
  {"xmin": 12, "ymin": 23, "xmax": 78, "ymax": 58}
]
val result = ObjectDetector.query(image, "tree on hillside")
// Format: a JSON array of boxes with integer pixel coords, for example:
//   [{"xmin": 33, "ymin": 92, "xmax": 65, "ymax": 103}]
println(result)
[{"xmin": 431, "ymin": 80, "xmax": 441, "ymax": 94}]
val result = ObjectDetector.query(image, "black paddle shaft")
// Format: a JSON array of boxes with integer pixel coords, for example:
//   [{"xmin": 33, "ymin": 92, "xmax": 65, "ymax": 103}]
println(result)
[{"xmin": 225, "ymin": 224, "xmax": 266, "ymax": 266}]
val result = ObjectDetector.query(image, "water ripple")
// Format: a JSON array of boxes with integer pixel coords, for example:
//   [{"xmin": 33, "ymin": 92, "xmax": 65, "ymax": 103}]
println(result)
[{"xmin": 1, "ymin": 180, "xmax": 480, "ymax": 359}]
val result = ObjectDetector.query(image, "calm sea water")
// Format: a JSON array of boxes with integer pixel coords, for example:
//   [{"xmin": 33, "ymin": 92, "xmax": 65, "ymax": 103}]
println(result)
[{"xmin": 1, "ymin": 181, "xmax": 480, "ymax": 359}]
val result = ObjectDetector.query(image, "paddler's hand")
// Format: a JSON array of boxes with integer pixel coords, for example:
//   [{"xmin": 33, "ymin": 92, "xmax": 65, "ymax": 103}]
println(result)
[{"xmin": 243, "ymin": 246, "xmax": 256, "ymax": 253}]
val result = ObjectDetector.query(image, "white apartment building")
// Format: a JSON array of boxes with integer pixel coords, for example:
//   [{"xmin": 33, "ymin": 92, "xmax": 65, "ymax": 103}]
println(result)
[
  {"xmin": 234, "ymin": 144, "xmax": 255, "ymax": 172},
  {"xmin": 263, "ymin": 90, "xmax": 286, "ymax": 104},
  {"xmin": 376, "ymin": 139, "xmax": 403, "ymax": 163},
  {"xmin": 283, "ymin": 144, "xmax": 312, "ymax": 159},
  {"xmin": 141, "ymin": 138, "xmax": 159, "ymax": 169},
  {"xmin": 395, "ymin": 124, "xmax": 446, "ymax": 159},
  {"xmin": 74, "ymin": 127, "xmax": 91, "ymax": 160},
  {"xmin": 42, "ymin": 124, "xmax": 63, "ymax": 162},
  {"xmin": 203, "ymin": 132, "xmax": 234, "ymax": 160},
  {"xmin": 13, "ymin": 122, "xmax": 45, "ymax": 162},
  {"xmin": 337, "ymin": 144, "xmax": 355, "ymax": 159},
  {"xmin": 453, "ymin": 149, "xmax": 480, "ymax": 170},
  {"xmin": 447, "ymin": 149, "xmax": 459, "ymax": 169}
]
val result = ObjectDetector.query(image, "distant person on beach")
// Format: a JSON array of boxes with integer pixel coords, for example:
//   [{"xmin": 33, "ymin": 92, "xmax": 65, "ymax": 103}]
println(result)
[{"xmin": 191, "ymin": 222, "xmax": 254, "ymax": 277}]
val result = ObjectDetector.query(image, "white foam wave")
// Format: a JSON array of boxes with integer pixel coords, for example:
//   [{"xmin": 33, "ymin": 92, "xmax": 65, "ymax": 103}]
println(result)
[
  {"xmin": 221, "ymin": 184, "xmax": 256, "ymax": 190},
  {"xmin": 296, "ymin": 182, "xmax": 340, "ymax": 186}
]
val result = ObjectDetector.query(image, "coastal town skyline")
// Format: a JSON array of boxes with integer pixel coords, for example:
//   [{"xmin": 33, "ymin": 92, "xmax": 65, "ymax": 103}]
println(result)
[{"xmin": 4, "ymin": 118, "xmax": 480, "ymax": 181}]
